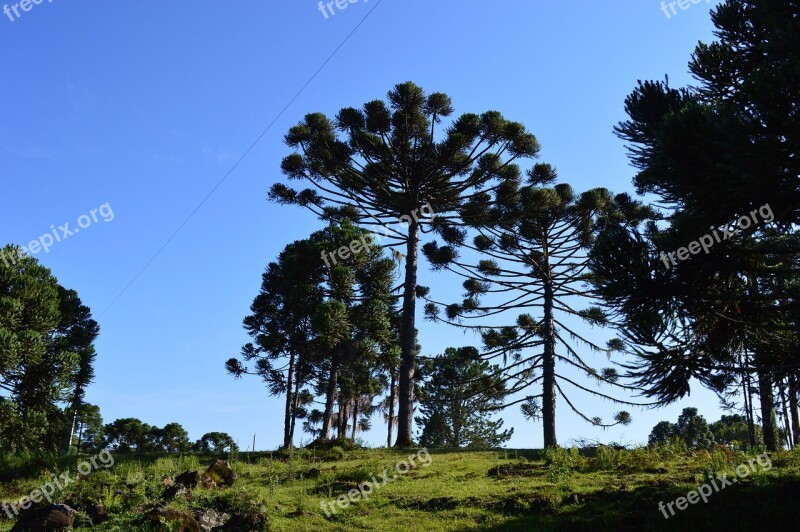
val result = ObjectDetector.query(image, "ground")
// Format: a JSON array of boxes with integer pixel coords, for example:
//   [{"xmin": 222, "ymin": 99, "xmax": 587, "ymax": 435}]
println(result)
[{"xmin": 1, "ymin": 444, "xmax": 799, "ymax": 531}]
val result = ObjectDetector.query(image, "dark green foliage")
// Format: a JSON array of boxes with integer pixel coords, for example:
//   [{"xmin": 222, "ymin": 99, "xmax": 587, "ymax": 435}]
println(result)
[
  {"xmin": 591, "ymin": 0, "xmax": 800, "ymax": 451},
  {"xmin": 103, "ymin": 418, "xmax": 152, "ymax": 453},
  {"xmin": 194, "ymin": 432, "xmax": 238, "ymax": 454},
  {"xmin": 648, "ymin": 408, "xmax": 716, "ymax": 449},
  {"xmin": 0, "ymin": 244, "xmax": 99, "ymax": 455},
  {"xmin": 270, "ymin": 81, "xmax": 540, "ymax": 446},
  {"xmin": 156, "ymin": 422, "xmax": 192, "ymax": 453},
  {"xmin": 228, "ymin": 221, "xmax": 397, "ymax": 448},
  {"xmin": 710, "ymin": 414, "xmax": 764, "ymax": 449},
  {"xmin": 416, "ymin": 347, "xmax": 513, "ymax": 449},
  {"xmin": 68, "ymin": 403, "xmax": 103, "ymax": 453},
  {"xmin": 422, "ymin": 186, "xmax": 642, "ymax": 447},
  {"xmin": 102, "ymin": 418, "xmax": 195, "ymax": 453}
]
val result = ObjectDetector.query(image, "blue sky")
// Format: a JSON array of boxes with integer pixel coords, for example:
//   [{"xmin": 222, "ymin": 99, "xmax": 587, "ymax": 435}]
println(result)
[{"xmin": 0, "ymin": 0, "xmax": 726, "ymax": 449}]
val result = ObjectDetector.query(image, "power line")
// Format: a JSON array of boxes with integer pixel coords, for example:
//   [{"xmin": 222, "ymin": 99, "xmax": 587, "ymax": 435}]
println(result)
[{"xmin": 100, "ymin": 1, "xmax": 385, "ymax": 317}]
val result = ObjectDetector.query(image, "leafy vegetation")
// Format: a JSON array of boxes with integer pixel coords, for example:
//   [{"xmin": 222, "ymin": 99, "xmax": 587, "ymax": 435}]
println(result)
[{"xmin": 1, "ymin": 446, "xmax": 799, "ymax": 530}]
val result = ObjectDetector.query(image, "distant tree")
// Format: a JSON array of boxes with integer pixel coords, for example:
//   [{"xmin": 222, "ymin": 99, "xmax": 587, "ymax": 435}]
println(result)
[
  {"xmin": 676, "ymin": 408, "xmax": 715, "ymax": 449},
  {"xmin": 648, "ymin": 421, "xmax": 676, "ymax": 447},
  {"xmin": 103, "ymin": 418, "xmax": 152, "ymax": 453},
  {"xmin": 710, "ymin": 414, "xmax": 763, "ymax": 449},
  {"xmin": 226, "ymin": 236, "xmax": 322, "ymax": 450},
  {"xmin": 648, "ymin": 408, "xmax": 715, "ymax": 449},
  {"xmin": 69, "ymin": 402, "xmax": 103, "ymax": 453},
  {"xmin": 416, "ymin": 347, "xmax": 513, "ymax": 449},
  {"xmin": 307, "ymin": 222, "xmax": 396, "ymax": 443},
  {"xmin": 228, "ymin": 221, "xmax": 396, "ymax": 448},
  {"xmin": 194, "ymin": 432, "xmax": 238, "ymax": 454},
  {"xmin": 270, "ymin": 81, "xmax": 540, "ymax": 446},
  {"xmin": 156, "ymin": 423, "xmax": 191, "ymax": 453}
]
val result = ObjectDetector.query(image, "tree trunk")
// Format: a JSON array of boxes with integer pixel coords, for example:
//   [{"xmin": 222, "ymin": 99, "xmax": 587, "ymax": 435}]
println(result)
[
  {"xmin": 779, "ymin": 378, "xmax": 793, "ymax": 449},
  {"xmin": 289, "ymin": 365, "xmax": 302, "ymax": 446},
  {"xmin": 396, "ymin": 221, "xmax": 420, "ymax": 447},
  {"xmin": 65, "ymin": 385, "xmax": 83, "ymax": 454},
  {"xmin": 742, "ymin": 364, "xmax": 756, "ymax": 448},
  {"xmin": 66, "ymin": 406, "xmax": 78, "ymax": 454},
  {"xmin": 351, "ymin": 402, "xmax": 359, "ymax": 440},
  {"xmin": 321, "ymin": 352, "xmax": 340, "ymax": 441},
  {"xmin": 282, "ymin": 353, "xmax": 296, "ymax": 450},
  {"xmin": 746, "ymin": 275, "xmax": 778, "ymax": 450},
  {"xmin": 387, "ymin": 370, "xmax": 396, "ymax": 448},
  {"xmin": 542, "ymin": 277, "xmax": 558, "ymax": 448},
  {"xmin": 337, "ymin": 397, "xmax": 347, "ymax": 439},
  {"xmin": 790, "ymin": 373, "xmax": 800, "ymax": 446},
  {"xmin": 757, "ymin": 367, "xmax": 779, "ymax": 451}
]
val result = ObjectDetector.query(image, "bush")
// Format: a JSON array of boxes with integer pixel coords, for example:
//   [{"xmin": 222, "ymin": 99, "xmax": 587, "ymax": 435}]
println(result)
[
  {"xmin": 593, "ymin": 446, "xmax": 627, "ymax": 471},
  {"xmin": 329, "ymin": 446, "xmax": 346, "ymax": 461},
  {"xmin": 544, "ymin": 447, "xmax": 581, "ymax": 482}
]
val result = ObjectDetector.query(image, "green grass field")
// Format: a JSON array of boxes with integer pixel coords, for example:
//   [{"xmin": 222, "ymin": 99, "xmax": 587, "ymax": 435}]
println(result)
[{"xmin": 2, "ymin": 445, "xmax": 800, "ymax": 531}]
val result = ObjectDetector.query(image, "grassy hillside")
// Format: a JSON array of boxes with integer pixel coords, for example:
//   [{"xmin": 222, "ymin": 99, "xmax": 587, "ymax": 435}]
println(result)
[{"xmin": 1, "ymin": 445, "xmax": 800, "ymax": 531}]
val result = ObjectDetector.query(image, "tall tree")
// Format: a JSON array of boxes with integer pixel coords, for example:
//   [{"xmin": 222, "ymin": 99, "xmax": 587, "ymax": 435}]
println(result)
[
  {"xmin": 226, "ymin": 237, "xmax": 322, "ymax": 449},
  {"xmin": 55, "ymin": 287, "xmax": 99, "ymax": 453},
  {"xmin": 423, "ymin": 184, "xmax": 639, "ymax": 447},
  {"xmin": 270, "ymin": 82, "xmax": 540, "ymax": 446},
  {"xmin": 0, "ymin": 245, "xmax": 99, "ymax": 454},
  {"xmin": 594, "ymin": 0, "xmax": 800, "ymax": 451},
  {"xmin": 228, "ymin": 221, "xmax": 396, "ymax": 448}
]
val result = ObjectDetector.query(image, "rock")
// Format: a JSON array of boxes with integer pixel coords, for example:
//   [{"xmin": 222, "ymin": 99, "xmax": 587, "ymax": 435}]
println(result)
[
  {"xmin": 195, "ymin": 508, "xmax": 229, "ymax": 531},
  {"xmin": 175, "ymin": 470, "xmax": 202, "ymax": 489},
  {"xmin": 145, "ymin": 506, "xmax": 201, "ymax": 531},
  {"xmin": 307, "ymin": 467, "xmax": 321, "ymax": 479},
  {"xmin": 205, "ymin": 460, "xmax": 236, "ymax": 487},
  {"xmin": 222, "ymin": 511, "xmax": 269, "ymax": 531},
  {"xmin": 201, "ymin": 474, "xmax": 217, "ymax": 490},
  {"xmin": 10, "ymin": 504, "xmax": 76, "ymax": 532},
  {"xmin": 163, "ymin": 483, "xmax": 190, "ymax": 501},
  {"xmin": 84, "ymin": 502, "xmax": 109, "ymax": 525}
]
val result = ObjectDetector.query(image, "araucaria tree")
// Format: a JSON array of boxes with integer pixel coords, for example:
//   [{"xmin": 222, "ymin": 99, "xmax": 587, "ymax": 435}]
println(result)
[
  {"xmin": 590, "ymin": 0, "xmax": 800, "ymax": 451},
  {"xmin": 226, "ymin": 236, "xmax": 322, "ymax": 449},
  {"xmin": 227, "ymin": 221, "xmax": 396, "ymax": 448},
  {"xmin": 416, "ymin": 346, "xmax": 513, "ymax": 449},
  {"xmin": 270, "ymin": 82, "xmax": 540, "ymax": 446},
  {"xmin": 0, "ymin": 245, "xmax": 100, "ymax": 454},
  {"xmin": 423, "ymin": 183, "xmax": 640, "ymax": 447}
]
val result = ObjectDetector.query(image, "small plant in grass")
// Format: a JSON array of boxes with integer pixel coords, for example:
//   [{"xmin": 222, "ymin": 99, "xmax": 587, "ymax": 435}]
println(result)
[
  {"xmin": 329, "ymin": 446, "xmax": 346, "ymax": 462},
  {"xmin": 334, "ymin": 466, "xmax": 374, "ymax": 485},
  {"xmin": 594, "ymin": 446, "xmax": 624, "ymax": 471},
  {"xmin": 627, "ymin": 446, "xmax": 663, "ymax": 471},
  {"xmin": 544, "ymin": 447, "xmax": 580, "ymax": 483},
  {"xmin": 293, "ymin": 483, "xmax": 313, "ymax": 515}
]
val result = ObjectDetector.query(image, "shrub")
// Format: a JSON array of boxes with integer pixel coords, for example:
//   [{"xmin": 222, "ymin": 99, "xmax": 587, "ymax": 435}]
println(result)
[
  {"xmin": 544, "ymin": 447, "xmax": 581, "ymax": 482},
  {"xmin": 329, "ymin": 446, "xmax": 346, "ymax": 462}
]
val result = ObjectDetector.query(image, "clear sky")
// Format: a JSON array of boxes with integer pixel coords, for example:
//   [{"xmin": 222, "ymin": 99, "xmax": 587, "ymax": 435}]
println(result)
[{"xmin": 0, "ymin": 0, "xmax": 726, "ymax": 450}]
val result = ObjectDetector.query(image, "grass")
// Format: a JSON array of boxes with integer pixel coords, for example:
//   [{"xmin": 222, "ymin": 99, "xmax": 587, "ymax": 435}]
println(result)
[{"xmin": 1, "ymin": 445, "xmax": 799, "ymax": 530}]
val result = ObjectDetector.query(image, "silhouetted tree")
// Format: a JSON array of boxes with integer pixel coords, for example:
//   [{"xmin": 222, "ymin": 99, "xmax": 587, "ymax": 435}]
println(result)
[{"xmin": 270, "ymin": 82, "xmax": 540, "ymax": 446}]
